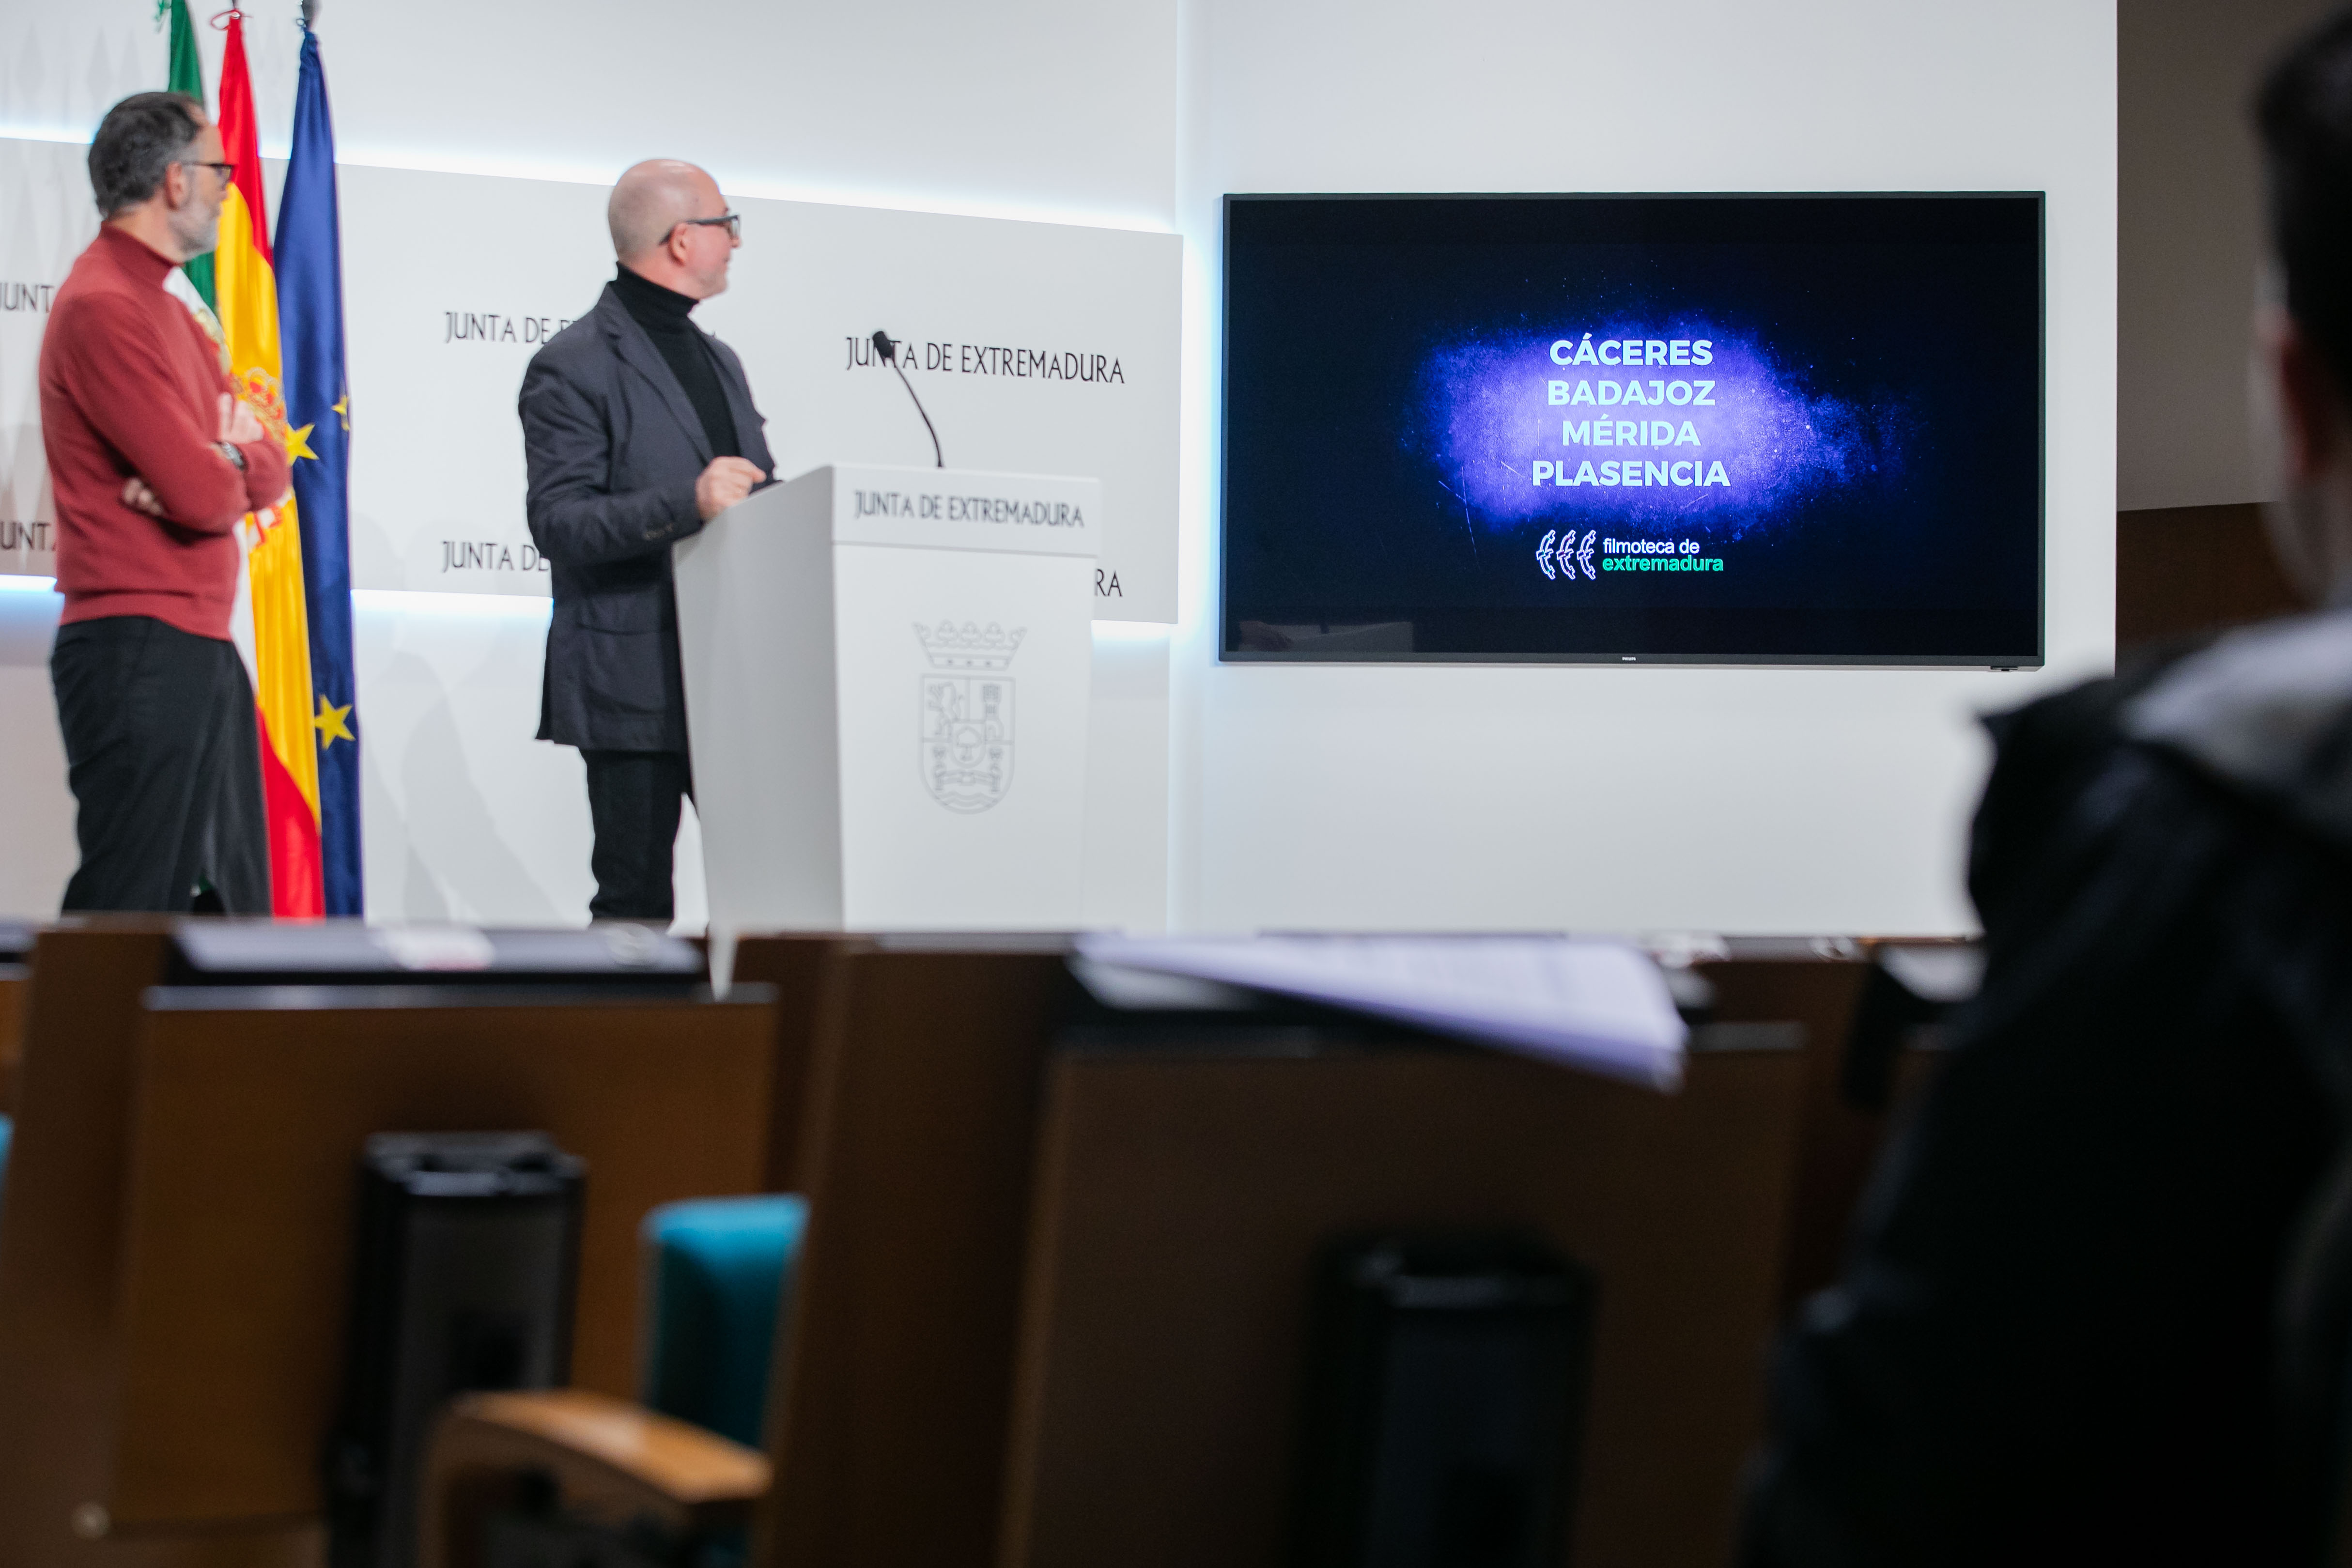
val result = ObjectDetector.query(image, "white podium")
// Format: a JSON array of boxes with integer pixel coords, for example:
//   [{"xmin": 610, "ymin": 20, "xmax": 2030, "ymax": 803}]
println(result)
[{"xmin": 673, "ymin": 463, "xmax": 1099, "ymax": 943}]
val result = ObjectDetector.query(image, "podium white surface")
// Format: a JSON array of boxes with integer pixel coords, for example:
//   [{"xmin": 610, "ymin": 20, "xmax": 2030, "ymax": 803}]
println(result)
[{"xmin": 673, "ymin": 463, "xmax": 1099, "ymax": 940}]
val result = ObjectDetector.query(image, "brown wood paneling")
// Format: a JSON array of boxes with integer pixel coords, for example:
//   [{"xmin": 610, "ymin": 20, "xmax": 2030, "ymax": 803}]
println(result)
[
  {"xmin": 994, "ymin": 1041, "xmax": 1809, "ymax": 1568},
  {"xmin": 1698, "ymin": 957, "xmax": 1874, "ymax": 1310},
  {"xmin": 0, "ymin": 962, "xmax": 28, "ymax": 1118},
  {"xmin": 2117, "ymin": 502, "xmax": 2302, "ymax": 651},
  {"xmin": 0, "ymin": 926, "xmax": 288, "ymax": 1568},
  {"xmin": 101, "ymin": 989, "xmax": 775, "ymax": 1531},
  {"xmin": 727, "ymin": 934, "xmax": 851, "ymax": 1192},
  {"xmin": 758, "ymin": 947, "xmax": 1078, "ymax": 1568}
]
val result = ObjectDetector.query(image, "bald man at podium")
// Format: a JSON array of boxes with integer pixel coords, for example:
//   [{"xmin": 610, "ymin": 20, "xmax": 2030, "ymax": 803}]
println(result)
[{"xmin": 519, "ymin": 158, "xmax": 773, "ymax": 923}]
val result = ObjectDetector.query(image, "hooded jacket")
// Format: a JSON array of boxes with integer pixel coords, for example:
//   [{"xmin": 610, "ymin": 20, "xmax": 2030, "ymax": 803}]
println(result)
[{"xmin": 1745, "ymin": 612, "xmax": 2352, "ymax": 1568}]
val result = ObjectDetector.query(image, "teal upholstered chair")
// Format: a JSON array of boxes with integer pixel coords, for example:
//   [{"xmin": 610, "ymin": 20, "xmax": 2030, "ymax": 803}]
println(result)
[{"xmin": 640, "ymin": 1194, "xmax": 808, "ymax": 1448}]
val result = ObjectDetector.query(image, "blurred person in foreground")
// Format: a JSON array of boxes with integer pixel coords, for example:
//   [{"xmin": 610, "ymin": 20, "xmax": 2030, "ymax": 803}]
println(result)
[
  {"xmin": 39, "ymin": 92, "xmax": 290, "ymax": 913},
  {"xmin": 1742, "ymin": 14, "xmax": 2352, "ymax": 1566},
  {"xmin": 519, "ymin": 159, "xmax": 772, "ymax": 925}
]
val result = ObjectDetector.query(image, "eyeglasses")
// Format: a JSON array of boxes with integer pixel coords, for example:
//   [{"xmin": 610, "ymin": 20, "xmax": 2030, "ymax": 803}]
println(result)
[
  {"xmin": 675, "ymin": 212, "xmax": 741, "ymax": 241},
  {"xmin": 182, "ymin": 160, "xmax": 236, "ymax": 183}
]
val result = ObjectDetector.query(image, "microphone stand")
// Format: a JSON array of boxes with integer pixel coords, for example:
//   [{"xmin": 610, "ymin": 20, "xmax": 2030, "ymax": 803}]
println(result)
[{"xmin": 872, "ymin": 331, "xmax": 943, "ymax": 468}]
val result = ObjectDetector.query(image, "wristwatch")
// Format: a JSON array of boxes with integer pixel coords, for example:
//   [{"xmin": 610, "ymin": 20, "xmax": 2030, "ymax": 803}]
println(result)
[{"xmin": 217, "ymin": 441, "xmax": 247, "ymax": 472}]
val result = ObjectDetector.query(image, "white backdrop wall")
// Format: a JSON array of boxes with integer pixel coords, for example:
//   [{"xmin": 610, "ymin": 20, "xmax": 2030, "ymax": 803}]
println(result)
[
  {"xmin": 0, "ymin": 0, "xmax": 2116, "ymax": 937},
  {"xmin": 323, "ymin": 167, "xmax": 1180, "ymax": 617},
  {"xmin": 0, "ymin": 2, "xmax": 1179, "ymax": 228},
  {"xmin": 1170, "ymin": 0, "xmax": 2117, "ymax": 937},
  {"xmin": 0, "ymin": 0, "xmax": 1182, "ymax": 929}
]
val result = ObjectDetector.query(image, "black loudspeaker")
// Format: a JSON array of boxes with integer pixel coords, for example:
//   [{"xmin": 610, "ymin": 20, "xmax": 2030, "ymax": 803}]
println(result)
[
  {"xmin": 325, "ymin": 1132, "xmax": 587, "ymax": 1568},
  {"xmin": 1294, "ymin": 1235, "xmax": 1598, "ymax": 1568}
]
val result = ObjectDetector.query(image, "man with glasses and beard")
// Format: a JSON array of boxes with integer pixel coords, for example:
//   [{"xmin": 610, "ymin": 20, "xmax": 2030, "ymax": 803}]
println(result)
[
  {"xmin": 519, "ymin": 159, "xmax": 772, "ymax": 926},
  {"xmin": 38, "ymin": 92, "xmax": 291, "ymax": 913}
]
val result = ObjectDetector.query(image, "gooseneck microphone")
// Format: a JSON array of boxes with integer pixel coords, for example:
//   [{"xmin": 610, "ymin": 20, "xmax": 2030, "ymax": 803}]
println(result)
[{"xmin": 871, "ymin": 330, "xmax": 943, "ymax": 468}]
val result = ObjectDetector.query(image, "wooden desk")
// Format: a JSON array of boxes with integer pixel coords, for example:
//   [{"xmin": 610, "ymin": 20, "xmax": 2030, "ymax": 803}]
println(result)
[
  {"xmin": 424, "ymin": 941, "xmax": 1864, "ymax": 1568},
  {"xmin": 106, "ymin": 987, "xmax": 775, "ymax": 1531},
  {"xmin": 0, "ymin": 927, "xmax": 776, "ymax": 1568},
  {"xmin": 0, "ymin": 926, "xmax": 203, "ymax": 1568},
  {"xmin": 751, "ymin": 943, "xmax": 1819, "ymax": 1568}
]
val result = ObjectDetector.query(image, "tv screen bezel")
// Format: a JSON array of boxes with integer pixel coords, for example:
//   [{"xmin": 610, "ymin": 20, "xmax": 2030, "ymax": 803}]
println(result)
[{"xmin": 1216, "ymin": 190, "xmax": 2048, "ymax": 669}]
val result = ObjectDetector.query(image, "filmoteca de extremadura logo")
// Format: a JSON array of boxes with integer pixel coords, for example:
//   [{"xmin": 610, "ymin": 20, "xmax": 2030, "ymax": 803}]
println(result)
[{"xmin": 916, "ymin": 621, "xmax": 1023, "ymax": 812}]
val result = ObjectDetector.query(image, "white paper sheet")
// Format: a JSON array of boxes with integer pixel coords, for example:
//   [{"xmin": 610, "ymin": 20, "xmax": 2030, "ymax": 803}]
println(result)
[{"xmin": 1074, "ymin": 933, "xmax": 1688, "ymax": 1090}]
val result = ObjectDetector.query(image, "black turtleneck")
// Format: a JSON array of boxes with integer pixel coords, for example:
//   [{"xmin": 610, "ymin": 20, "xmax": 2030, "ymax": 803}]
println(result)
[{"xmin": 612, "ymin": 265, "xmax": 742, "ymax": 460}]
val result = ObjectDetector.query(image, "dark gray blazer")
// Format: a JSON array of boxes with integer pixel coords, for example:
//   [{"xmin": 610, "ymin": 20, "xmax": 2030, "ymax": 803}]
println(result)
[{"xmin": 519, "ymin": 283, "xmax": 774, "ymax": 752}]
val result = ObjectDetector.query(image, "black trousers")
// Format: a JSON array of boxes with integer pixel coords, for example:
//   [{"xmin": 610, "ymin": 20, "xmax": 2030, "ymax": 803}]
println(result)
[
  {"xmin": 581, "ymin": 748, "xmax": 693, "ymax": 923},
  {"xmin": 51, "ymin": 615, "xmax": 270, "ymax": 915}
]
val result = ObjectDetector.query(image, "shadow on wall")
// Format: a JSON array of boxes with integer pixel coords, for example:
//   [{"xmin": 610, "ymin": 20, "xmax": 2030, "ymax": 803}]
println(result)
[
  {"xmin": 370, "ymin": 649, "xmax": 571, "ymax": 925},
  {"xmin": 347, "ymin": 506, "xmax": 404, "ymax": 600}
]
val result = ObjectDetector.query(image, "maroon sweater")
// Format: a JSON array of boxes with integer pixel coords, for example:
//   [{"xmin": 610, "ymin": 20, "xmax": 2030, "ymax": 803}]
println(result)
[{"xmin": 38, "ymin": 225, "xmax": 290, "ymax": 640}]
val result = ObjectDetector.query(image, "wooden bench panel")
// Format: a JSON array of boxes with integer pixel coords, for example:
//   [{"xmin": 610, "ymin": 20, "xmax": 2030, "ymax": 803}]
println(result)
[{"xmin": 997, "ymin": 1042, "xmax": 1809, "ymax": 1568}]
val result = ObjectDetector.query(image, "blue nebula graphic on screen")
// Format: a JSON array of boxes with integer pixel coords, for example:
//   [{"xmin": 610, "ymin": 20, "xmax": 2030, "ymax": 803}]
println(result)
[{"xmin": 1414, "ymin": 323, "xmax": 1909, "ymax": 536}]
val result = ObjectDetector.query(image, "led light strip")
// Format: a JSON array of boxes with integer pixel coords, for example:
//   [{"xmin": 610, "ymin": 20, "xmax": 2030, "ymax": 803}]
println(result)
[
  {"xmin": 5, "ymin": 577, "xmax": 1175, "ymax": 636},
  {"xmin": 1092, "ymin": 620, "xmax": 1175, "ymax": 641},
  {"xmin": 0, "ymin": 128, "xmax": 1174, "ymax": 235},
  {"xmin": 350, "ymin": 589, "xmax": 549, "ymax": 619}
]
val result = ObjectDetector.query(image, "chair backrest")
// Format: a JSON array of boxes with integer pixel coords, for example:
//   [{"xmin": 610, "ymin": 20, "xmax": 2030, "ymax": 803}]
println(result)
[
  {"xmin": 757, "ymin": 940, "xmax": 1079, "ymax": 1568},
  {"xmin": 1693, "ymin": 948, "xmax": 1874, "ymax": 1310},
  {"xmin": 1694, "ymin": 943, "xmax": 1961, "ymax": 1312},
  {"xmin": 0, "ymin": 927, "xmax": 777, "ymax": 1564},
  {"xmin": 641, "ymin": 1192, "xmax": 809, "ymax": 1448},
  {"xmin": 728, "ymin": 933, "xmax": 854, "ymax": 1192},
  {"xmin": 990, "ymin": 1024, "xmax": 1810, "ymax": 1568}
]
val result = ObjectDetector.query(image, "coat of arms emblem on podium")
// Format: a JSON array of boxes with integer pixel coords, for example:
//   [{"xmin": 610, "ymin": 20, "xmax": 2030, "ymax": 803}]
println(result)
[{"xmin": 915, "ymin": 621, "xmax": 1024, "ymax": 812}]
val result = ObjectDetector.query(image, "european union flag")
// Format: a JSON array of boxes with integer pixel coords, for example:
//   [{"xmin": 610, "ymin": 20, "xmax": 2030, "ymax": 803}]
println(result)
[{"xmin": 277, "ymin": 26, "xmax": 363, "ymax": 916}]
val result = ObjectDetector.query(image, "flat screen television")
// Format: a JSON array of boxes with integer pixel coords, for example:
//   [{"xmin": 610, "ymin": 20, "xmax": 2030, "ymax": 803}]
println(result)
[{"xmin": 1220, "ymin": 193, "xmax": 2044, "ymax": 665}]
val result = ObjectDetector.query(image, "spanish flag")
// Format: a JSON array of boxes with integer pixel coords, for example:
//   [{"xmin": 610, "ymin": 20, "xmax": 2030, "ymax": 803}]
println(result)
[{"xmin": 215, "ymin": 10, "xmax": 326, "ymax": 918}]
